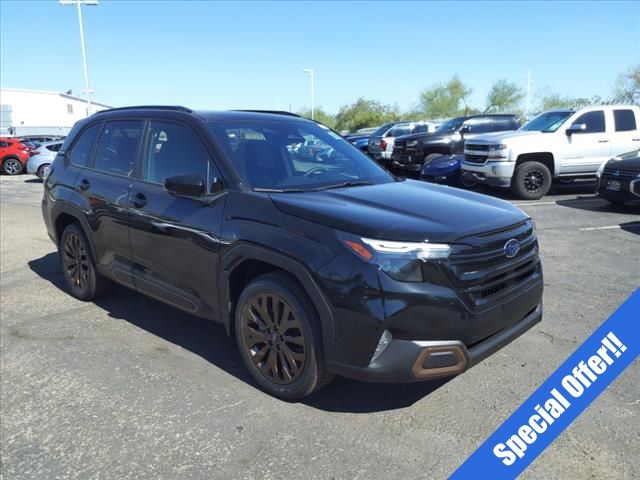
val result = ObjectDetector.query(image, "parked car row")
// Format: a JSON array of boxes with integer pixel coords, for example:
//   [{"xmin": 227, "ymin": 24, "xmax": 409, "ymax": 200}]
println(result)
[
  {"xmin": 460, "ymin": 105, "xmax": 640, "ymax": 200},
  {"xmin": 354, "ymin": 105, "xmax": 639, "ymax": 203},
  {"xmin": 0, "ymin": 136, "xmax": 65, "ymax": 178}
]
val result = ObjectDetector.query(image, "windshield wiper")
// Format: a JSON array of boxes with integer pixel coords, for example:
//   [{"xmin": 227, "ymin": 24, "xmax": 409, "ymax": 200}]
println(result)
[
  {"xmin": 312, "ymin": 180, "xmax": 373, "ymax": 191},
  {"xmin": 253, "ymin": 187, "xmax": 306, "ymax": 193}
]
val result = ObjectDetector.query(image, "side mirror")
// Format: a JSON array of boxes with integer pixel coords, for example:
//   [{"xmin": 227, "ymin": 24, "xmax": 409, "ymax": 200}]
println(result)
[
  {"xmin": 459, "ymin": 125, "xmax": 470, "ymax": 135},
  {"xmin": 164, "ymin": 174, "xmax": 206, "ymax": 197},
  {"xmin": 210, "ymin": 177, "xmax": 224, "ymax": 194},
  {"xmin": 566, "ymin": 123, "xmax": 587, "ymax": 136}
]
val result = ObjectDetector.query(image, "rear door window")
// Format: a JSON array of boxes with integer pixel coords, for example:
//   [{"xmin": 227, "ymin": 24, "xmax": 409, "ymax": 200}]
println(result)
[
  {"xmin": 93, "ymin": 120, "xmax": 143, "ymax": 176},
  {"xmin": 463, "ymin": 117, "xmax": 494, "ymax": 133},
  {"xmin": 613, "ymin": 109, "xmax": 637, "ymax": 132}
]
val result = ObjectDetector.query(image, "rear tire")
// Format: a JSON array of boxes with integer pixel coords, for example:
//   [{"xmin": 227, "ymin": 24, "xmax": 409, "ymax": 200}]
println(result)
[
  {"xmin": 36, "ymin": 163, "xmax": 50, "ymax": 180},
  {"xmin": 512, "ymin": 161, "xmax": 552, "ymax": 200},
  {"xmin": 3, "ymin": 158, "xmax": 23, "ymax": 175},
  {"xmin": 59, "ymin": 223, "xmax": 111, "ymax": 301},
  {"xmin": 234, "ymin": 272, "xmax": 333, "ymax": 400}
]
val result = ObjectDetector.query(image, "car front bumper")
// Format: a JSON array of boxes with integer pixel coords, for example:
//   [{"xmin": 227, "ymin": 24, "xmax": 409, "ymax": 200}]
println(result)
[
  {"xmin": 596, "ymin": 177, "xmax": 640, "ymax": 204},
  {"xmin": 461, "ymin": 161, "xmax": 515, "ymax": 188},
  {"xmin": 330, "ymin": 302, "xmax": 542, "ymax": 383}
]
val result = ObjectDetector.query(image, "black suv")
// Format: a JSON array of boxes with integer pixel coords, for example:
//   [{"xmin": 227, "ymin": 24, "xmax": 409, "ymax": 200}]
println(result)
[
  {"xmin": 42, "ymin": 106, "xmax": 542, "ymax": 400},
  {"xmin": 391, "ymin": 114, "xmax": 520, "ymax": 173}
]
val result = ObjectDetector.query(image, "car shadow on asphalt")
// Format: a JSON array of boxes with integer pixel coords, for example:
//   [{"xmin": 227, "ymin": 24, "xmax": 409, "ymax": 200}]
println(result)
[
  {"xmin": 29, "ymin": 252, "xmax": 447, "ymax": 413},
  {"xmin": 479, "ymin": 179, "xmax": 598, "ymax": 201}
]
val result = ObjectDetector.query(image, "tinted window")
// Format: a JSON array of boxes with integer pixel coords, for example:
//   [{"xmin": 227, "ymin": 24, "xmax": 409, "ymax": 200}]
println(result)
[
  {"xmin": 387, "ymin": 125, "xmax": 411, "ymax": 137},
  {"xmin": 494, "ymin": 118, "xmax": 519, "ymax": 131},
  {"xmin": 0, "ymin": 142, "xmax": 7, "ymax": 148},
  {"xmin": 613, "ymin": 110, "xmax": 637, "ymax": 132},
  {"xmin": 94, "ymin": 120, "xmax": 143, "ymax": 176},
  {"xmin": 46, "ymin": 143, "xmax": 62, "ymax": 152},
  {"xmin": 572, "ymin": 111, "xmax": 605, "ymax": 133},
  {"xmin": 463, "ymin": 117, "xmax": 493, "ymax": 133},
  {"xmin": 143, "ymin": 121, "xmax": 217, "ymax": 190},
  {"xmin": 69, "ymin": 123, "xmax": 101, "ymax": 167}
]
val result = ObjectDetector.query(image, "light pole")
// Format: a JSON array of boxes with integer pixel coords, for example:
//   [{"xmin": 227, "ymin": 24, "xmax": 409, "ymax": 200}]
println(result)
[
  {"xmin": 303, "ymin": 69, "xmax": 314, "ymax": 120},
  {"xmin": 60, "ymin": 0, "xmax": 98, "ymax": 116}
]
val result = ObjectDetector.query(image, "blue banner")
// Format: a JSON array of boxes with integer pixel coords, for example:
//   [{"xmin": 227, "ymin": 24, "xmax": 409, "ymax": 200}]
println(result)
[{"xmin": 450, "ymin": 289, "xmax": 640, "ymax": 480}]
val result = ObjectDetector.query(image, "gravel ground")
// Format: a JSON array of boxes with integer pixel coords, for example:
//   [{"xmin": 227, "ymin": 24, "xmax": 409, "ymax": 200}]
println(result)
[{"xmin": 1, "ymin": 175, "xmax": 638, "ymax": 480}]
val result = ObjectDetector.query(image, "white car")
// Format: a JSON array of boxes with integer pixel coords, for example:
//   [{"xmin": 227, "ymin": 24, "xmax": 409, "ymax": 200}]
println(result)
[
  {"xmin": 461, "ymin": 105, "xmax": 640, "ymax": 199},
  {"xmin": 367, "ymin": 121, "xmax": 439, "ymax": 165},
  {"xmin": 26, "ymin": 140, "xmax": 64, "ymax": 179}
]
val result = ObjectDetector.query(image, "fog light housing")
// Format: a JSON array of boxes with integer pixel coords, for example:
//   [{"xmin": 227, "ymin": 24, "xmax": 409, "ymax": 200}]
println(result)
[{"xmin": 370, "ymin": 330, "xmax": 392, "ymax": 364}]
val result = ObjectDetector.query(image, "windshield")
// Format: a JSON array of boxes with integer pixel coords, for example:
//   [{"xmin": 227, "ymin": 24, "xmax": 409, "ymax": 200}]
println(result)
[
  {"xmin": 436, "ymin": 117, "xmax": 464, "ymax": 133},
  {"xmin": 208, "ymin": 120, "xmax": 394, "ymax": 192},
  {"xmin": 372, "ymin": 123, "xmax": 394, "ymax": 136},
  {"xmin": 521, "ymin": 111, "xmax": 573, "ymax": 132}
]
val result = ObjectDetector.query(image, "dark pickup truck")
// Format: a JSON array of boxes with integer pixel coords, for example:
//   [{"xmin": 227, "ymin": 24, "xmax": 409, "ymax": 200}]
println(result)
[{"xmin": 391, "ymin": 114, "xmax": 520, "ymax": 174}]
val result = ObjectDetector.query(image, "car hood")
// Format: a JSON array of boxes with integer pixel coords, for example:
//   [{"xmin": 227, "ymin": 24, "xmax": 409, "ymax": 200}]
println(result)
[
  {"xmin": 607, "ymin": 149, "xmax": 640, "ymax": 172},
  {"xmin": 466, "ymin": 130, "xmax": 546, "ymax": 144},
  {"xmin": 270, "ymin": 180, "xmax": 527, "ymax": 243}
]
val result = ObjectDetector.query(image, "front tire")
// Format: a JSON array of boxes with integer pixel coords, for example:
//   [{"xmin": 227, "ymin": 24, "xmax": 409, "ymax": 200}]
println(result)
[
  {"xmin": 235, "ymin": 272, "xmax": 333, "ymax": 400},
  {"xmin": 59, "ymin": 223, "xmax": 111, "ymax": 301},
  {"xmin": 512, "ymin": 161, "xmax": 552, "ymax": 200},
  {"xmin": 3, "ymin": 158, "xmax": 23, "ymax": 175}
]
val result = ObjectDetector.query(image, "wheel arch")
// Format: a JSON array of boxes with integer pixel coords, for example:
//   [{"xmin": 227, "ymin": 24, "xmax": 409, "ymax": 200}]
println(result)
[
  {"xmin": 220, "ymin": 243, "xmax": 335, "ymax": 361},
  {"xmin": 515, "ymin": 152, "xmax": 555, "ymax": 177},
  {"xmin": 52, "ymin": 204, "xmax": 98, "ymax": 262}
]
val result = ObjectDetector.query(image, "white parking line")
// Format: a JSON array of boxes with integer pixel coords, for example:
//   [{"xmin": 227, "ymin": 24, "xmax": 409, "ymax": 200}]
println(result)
[
  {"xmin": 513, "ymin": 198, "xmax": 603, "ymax": 207},
  {"xmin": 579, "ymin": 225, "xmax": 621, "ymax": 231}
]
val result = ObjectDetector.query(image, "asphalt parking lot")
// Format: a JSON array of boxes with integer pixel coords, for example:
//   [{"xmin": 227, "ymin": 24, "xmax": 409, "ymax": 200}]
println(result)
[{"xmin": 1, "ymin": 175, "xmax": 638, "ymax": 480}]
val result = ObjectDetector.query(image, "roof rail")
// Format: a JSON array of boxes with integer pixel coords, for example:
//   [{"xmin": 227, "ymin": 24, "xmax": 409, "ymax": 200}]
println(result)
[
  {"xmin": 93, "ymin": 105, "xmax": 193, "ymax": 115},
  {"xmin": 232, "ymin": 110, "xmax": 301, "ymax": 118}
]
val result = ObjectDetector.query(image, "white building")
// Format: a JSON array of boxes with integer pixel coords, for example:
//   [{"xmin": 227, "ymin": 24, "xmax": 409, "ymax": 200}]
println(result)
[{"xmin": 0, "ymin": 88, "xmax": 112, "ymax": 137}]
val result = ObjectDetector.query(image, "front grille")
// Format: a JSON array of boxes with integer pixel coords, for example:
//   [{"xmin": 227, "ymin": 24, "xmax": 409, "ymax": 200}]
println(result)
[
  {"xmin": 633, "ymin": 180, "xmax": 640, "ymax": 196},
  {"xmin": 465, "ymin": 144, "xmax": 491, "ymax": 152},
  {"xmin": 443, "ymin": 221, "xmax": 541, "ymax": 309},
  {"xmin": 602, "ymin": 167, "xmax": 638, "ymax": 181},
  {"xmin": 464, "ymin": 153, "xmax": 488, "ymax": 165}
]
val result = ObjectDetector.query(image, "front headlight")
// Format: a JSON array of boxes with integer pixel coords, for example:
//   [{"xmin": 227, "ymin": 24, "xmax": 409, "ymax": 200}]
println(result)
[
  {"xmin": 487, "ymin": 144, "xmax": 508, "ymax": 151},
  {"xmin": 406, "ymin": 140, "xmax": 418, "ymax": 147},
  {"xmin": 341, "ymin": 234, "xmax": 451, "ymax": 282}
]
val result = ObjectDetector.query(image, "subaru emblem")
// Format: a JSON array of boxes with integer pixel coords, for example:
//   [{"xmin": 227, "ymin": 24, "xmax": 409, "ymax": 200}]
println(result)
[
  {"xmin": 504, "ymin": 239, "xmax": 520, "ymax": 258},
  {"xmin": 613, "ymin": 170, "xmax": 620, "ymax": 177}
]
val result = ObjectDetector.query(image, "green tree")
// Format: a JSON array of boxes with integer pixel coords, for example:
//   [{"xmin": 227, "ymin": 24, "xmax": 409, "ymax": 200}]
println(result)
[
  {"xmin": 418, "ymin": 75, "xmax": 473, "ymax": 119},
  {"xmin": 334, "ymin": 98, "xmax": 400, "ymax": 132},
  {"xmin": 613, "ymin": 64, "xmax": 640, "ymax": 105},
  {"xmin": 297, "ymin": 107, "xmax": 337, "ymax": 129},
  {"xmin": 484, "ymin": 79, "xmax": 524, "ymax": 113}
]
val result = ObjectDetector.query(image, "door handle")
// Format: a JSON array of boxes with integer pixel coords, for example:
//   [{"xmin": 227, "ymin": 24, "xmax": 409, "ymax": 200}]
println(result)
[
  {"xmin": 632, "ymin": 138, "xmax": 640, "ymax": 141},
  {"xmin": 77, "ymin": 178, "xmax": 90, "ymax": 191},
  {"xmin": 130, "ymin": 192, "xmax": 147, "ymax": 208},
  {"xmin": 597, "ymin": 139, "xmax": 609, "ymax": 143}
]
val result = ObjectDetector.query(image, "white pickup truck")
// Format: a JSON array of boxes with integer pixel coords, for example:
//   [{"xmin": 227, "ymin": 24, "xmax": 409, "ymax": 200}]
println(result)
[{"xmin": 461, "ymin": 105, "xmax": 640, "ymax": 199}]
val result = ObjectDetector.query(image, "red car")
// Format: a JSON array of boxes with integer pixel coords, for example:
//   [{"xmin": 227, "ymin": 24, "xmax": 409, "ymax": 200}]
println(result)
[{"xmin": 0, "ymin": 137, "xmax": 30, "ymax": 175}]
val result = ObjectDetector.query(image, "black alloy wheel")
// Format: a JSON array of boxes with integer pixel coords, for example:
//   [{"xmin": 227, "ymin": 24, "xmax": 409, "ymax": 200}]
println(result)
[
  {"xmin": 240, "ymin": 293, "xmax": 306, "ymax": 384},
  {"xmin": 62, "ymin": 231, "xmax": 90, "ymax": 294},
  {"xmin": 512, "ymin": 161, "xmax": 552, "ymax": 200},
  {"xmin": 523, "ymin": 169, "xmax": 545, "ymax": 194},
  {"xmin": 59, "ymin": 224, "xmax": 111, "ymax": 300}
]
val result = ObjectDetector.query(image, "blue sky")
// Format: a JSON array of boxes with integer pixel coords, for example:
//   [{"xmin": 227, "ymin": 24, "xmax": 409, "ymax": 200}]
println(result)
[{"xmin": 1, "ymin": 1, "xmax": 638, "ymax": 113}]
